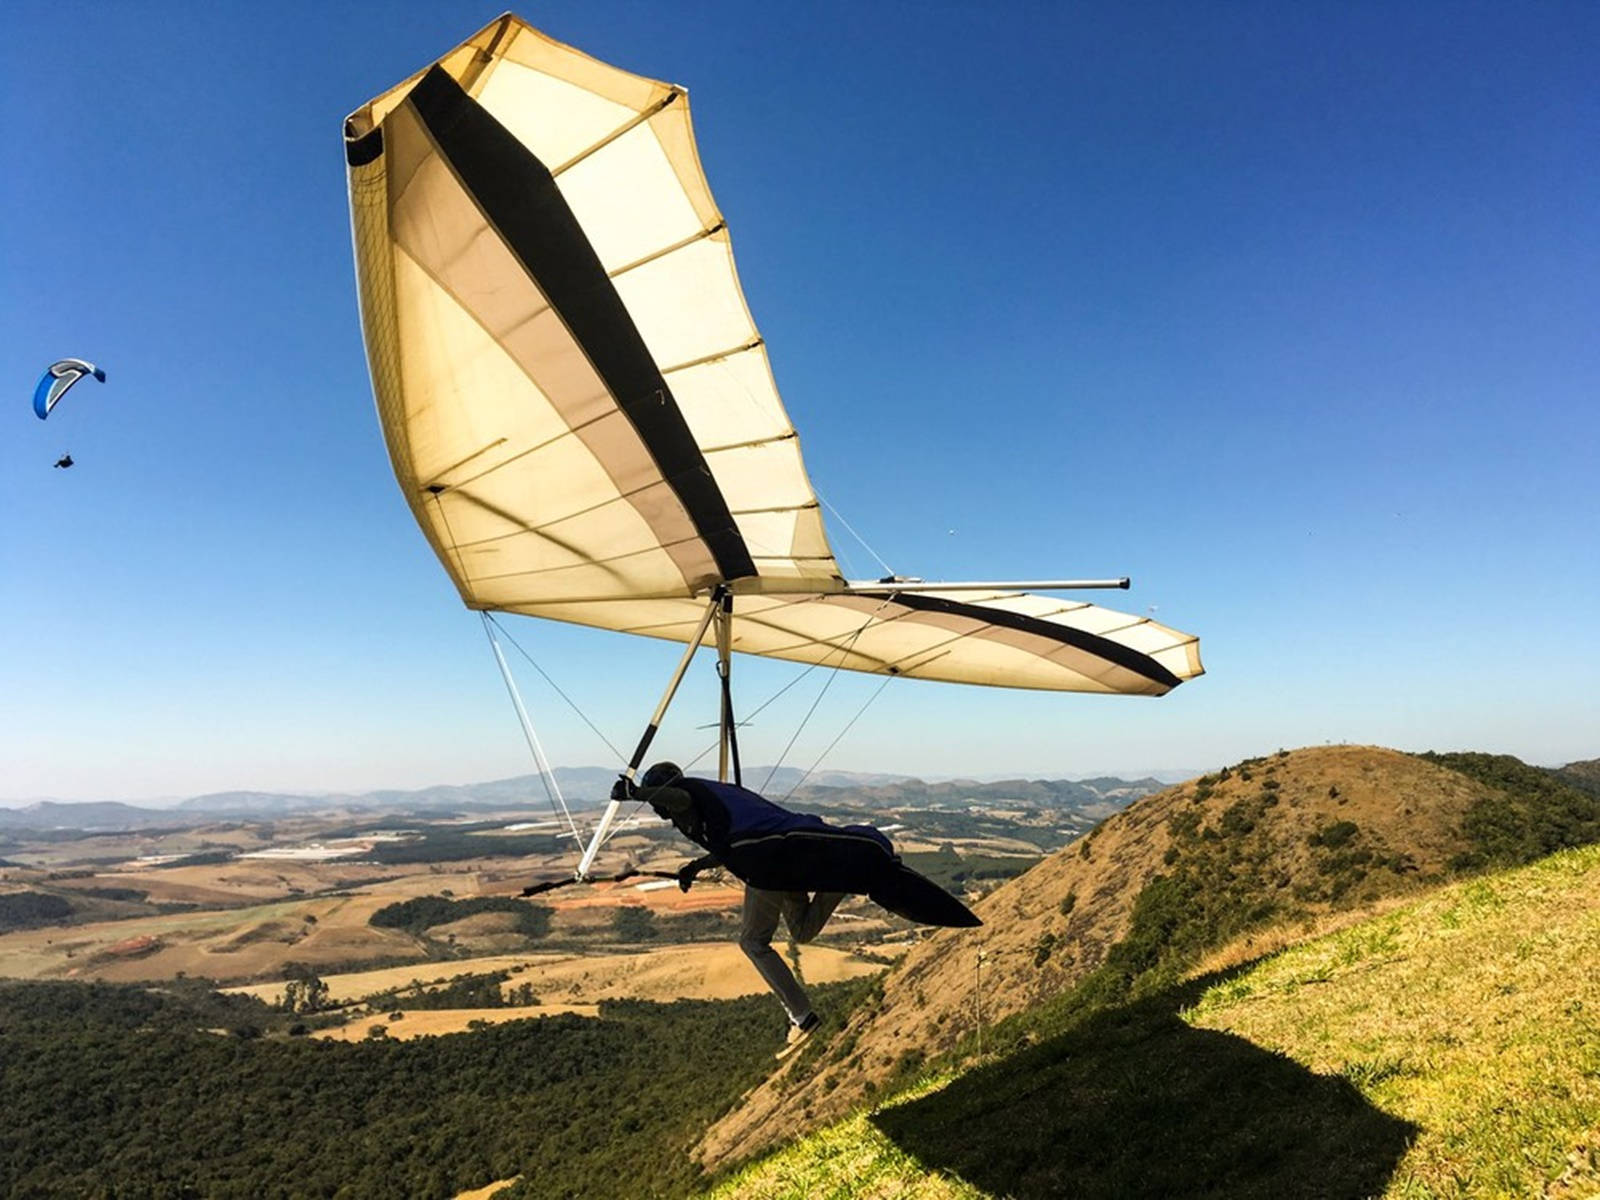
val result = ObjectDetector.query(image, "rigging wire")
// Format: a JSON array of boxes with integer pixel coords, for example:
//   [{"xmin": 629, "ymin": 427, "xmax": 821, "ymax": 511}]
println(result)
[
  {"xmin": 590, "ymin": 599, "xmax": 890, "ymax": 857},
  {"xmin": 485, "ymin": 613, "xmax": 627, "ymax": 764},
  {"xmin": 759, "ymin": 599, "xmax": 887, "ymax": 793},
  {"xmin": 815, "ymin": 489, "xmax": 896, "ymax": 580},
  {"xmin": 586, "ymin": 654, "xmax": 833, "ymax": 855},
  {"xmin": 782, "ymin": 675, "xmax": 894, "ymax": 800},
  {"xmin": 480, "ymin": 614, "xmax": 585, "ymax": 850}
]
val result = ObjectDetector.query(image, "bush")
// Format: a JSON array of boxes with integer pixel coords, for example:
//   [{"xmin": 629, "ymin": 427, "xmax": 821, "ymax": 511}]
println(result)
[
  {"xmin": 611, "ymin": 906, "xmax": 658, "ymax": 942},
  {"xmin": 368, "ymin": 896, "xmax": 552, "ymax": 939},
  {"xmin": 1309, "ymin": 821, "xmax": 1361, "ymax": 850}
]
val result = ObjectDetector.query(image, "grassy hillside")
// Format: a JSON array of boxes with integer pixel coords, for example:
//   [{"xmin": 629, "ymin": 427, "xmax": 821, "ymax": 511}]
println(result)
[
  {"xmin": 709, "ymin": 843, "xmax": 1600, "ymax": 1199},
  {"xmin": 699, "ymin": 744, "xmax": 1600, "ymax": 1170},
  {"xmin": 698, "ymin": 746, "xmax": 1499, "ymax": 1165},
  {"xmin": 1549, "ymin": 755, "xmax": 1600, "ymax": 800}
]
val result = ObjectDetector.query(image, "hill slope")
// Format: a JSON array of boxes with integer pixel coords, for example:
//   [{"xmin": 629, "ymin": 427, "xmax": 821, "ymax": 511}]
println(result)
[
  {"xmin": 1553, "ymin": 755, "xmax": 1600, "ymax": 799},
  {"xmin": 698, "ymin": 745, "xmax": 1591, "ymax": 1168},
  {"xmin": 710, "ymin": 842, "xmax": 1600, "ymax": 1198}
]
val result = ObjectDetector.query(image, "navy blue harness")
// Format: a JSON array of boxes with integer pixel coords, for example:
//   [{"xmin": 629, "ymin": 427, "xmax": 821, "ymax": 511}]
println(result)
[{"xmin": 674, "ymin": 777, "xmax": 897, "ymax": 894}]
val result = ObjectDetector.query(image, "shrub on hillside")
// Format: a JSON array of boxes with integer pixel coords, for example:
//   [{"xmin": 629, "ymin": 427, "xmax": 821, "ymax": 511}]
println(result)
[
  {"xmin": 367, "ymin": 895, "xmax": 552, "ymax": 939},
  {"xmin": 611, "ymin": 905, "xmax": 658, "ymax": 942},
  {"xmin": 1418, "ymin": 751, "xmax": 1600, "ymax": 870}
]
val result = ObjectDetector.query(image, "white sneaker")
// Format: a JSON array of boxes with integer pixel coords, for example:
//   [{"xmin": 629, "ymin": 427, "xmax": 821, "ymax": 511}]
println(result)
[{"xmin": 776, "ymin": 1012, "xmax": 820, "ymax": 1060}]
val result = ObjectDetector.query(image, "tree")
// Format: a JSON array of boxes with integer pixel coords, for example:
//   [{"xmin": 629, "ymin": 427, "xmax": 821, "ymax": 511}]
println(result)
[
  {"xmin": 611, "ymin": 906, "xmax": 658, "ymax": 942},
  {"xmin": 282, "ymin": 975, "xmax": 331, "ymax": 1014}
]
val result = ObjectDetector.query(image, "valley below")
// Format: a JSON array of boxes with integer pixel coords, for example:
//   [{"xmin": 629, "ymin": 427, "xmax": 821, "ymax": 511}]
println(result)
[{"xmin": 3, "ymin": 749, "xmax": 1597, "ymax": 1198}]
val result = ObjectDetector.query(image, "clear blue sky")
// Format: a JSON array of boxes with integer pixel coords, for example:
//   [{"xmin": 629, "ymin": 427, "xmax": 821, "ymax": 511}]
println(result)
[{"xmin": 3, "ymin": 1, "xmax": 1596, "ymax": 803}]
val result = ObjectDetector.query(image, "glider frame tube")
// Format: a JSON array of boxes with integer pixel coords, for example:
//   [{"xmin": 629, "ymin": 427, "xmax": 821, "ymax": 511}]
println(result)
[
  {"xmin": 575, "ymin": 590, "xmax": 724, "ymax": 879},
  {"xmin": 716, "ymin": 591, "xmax": 741, "ymax": 786},
  {"xmin": 839, "ymin": 578, "xmax": 1131, "ymax": 594}
]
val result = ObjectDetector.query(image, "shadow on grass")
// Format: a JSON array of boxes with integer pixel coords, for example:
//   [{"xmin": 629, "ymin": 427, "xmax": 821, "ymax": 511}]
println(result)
[{"xmin": 871, "ymin": 972, "xmax": 1417, "ymax": 1199}]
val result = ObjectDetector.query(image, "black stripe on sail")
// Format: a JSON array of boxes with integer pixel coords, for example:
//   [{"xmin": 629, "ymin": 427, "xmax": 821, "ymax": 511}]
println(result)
[
  {"xmin": 406, "ymin": 66, "xmax": 757, "ymax": 584},
  {"xmin": 860, "ymin": 591, "xmax": 1183, "ymax": 690},
  {"xmin": 345, "ymin": 123, "xmax": 383, "ymax": 167}
]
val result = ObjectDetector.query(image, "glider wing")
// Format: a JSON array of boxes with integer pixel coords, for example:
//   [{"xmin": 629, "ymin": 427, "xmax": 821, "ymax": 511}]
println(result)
[
  {"xmin": 34, "ymin": 359, "xmax": 106, "ymax": 420},
  {"xmin": 344, "ymin": 15, "xmax": 1202, "ymax": 695}
]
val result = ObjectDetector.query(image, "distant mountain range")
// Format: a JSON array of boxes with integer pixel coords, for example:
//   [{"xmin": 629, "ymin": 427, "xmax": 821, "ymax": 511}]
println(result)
[
  {"xmin": 0, "ymin": 767, "xmax": 1164, "ymax": 831},
  {"xmin": 11, "ymin": 756, "xmax": 1588, "ymax": 833}
]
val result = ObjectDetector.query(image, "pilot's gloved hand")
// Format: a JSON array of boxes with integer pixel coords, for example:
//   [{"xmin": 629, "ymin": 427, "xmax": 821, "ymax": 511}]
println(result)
[
  {"xmin": 610, "ymin": 774, "xmax": 637, "ymax": 802},
  {"xmin": 677, "ymin": 861, "xmax": 703, "ymax": 892}
]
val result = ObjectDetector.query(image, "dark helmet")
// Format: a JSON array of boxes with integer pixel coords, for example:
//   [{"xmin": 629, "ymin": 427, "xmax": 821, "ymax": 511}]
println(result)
[{"xmin": 641, "ymin": 761, "xmax": 683, "ymax": 789}]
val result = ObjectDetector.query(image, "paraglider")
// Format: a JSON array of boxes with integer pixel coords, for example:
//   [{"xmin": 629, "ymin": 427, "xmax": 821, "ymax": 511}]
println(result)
[
  {"xmin": 32, "ymin": 359, "xmax": 105, "ymax": 469},
  {"xmin": 33, "ymin": 359, "xmax": 105, "ymax": 420}
]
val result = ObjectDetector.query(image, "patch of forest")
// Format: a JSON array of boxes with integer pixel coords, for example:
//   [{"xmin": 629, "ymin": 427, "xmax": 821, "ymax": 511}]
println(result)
[
  {"xmin": 0, "ymin": 887, "xmax": 199, "ymax": 932},
  {"xmin": 0, "ymin": 977, "xmax": 825, "ymax": 1199},
  {"xmin": 1417, "ymin": 751, "xmax": 1600, "ymax": 868},
  {"xmin": 899, "ymin": 846, "xmax": 1042, "ymax": 892},
  {"xmin": 362, "ymin": 968, "xmax": 539, "ymax": 1012},
  {"xmin": 1548, "ymin": 755, "xmax": 1600, "ymax": 799},
  {"xmin": 368, "ymin": 894, "xmax": 553, "ymax": 938},
  {"xmin": 361, "ymin": 827, "xmax": 565, "ymax": 865},
  {"xmin": 0, "ymin": 890, "xmax": 73, "ymax": 932}
]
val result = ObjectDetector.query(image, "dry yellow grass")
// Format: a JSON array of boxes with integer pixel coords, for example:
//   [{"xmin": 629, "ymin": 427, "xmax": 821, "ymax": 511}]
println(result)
[
  {"xmin": 710, "ymin": 845, "xmax": 1600, "ymax": 1199},
  {"xmin": 706, "ymin": 1077, "xmax": 987, "ymax": 1200},
  {"xmin": 452, "ymin": 1178, "xmax": 519, "ymax": 1200},
  {"xmin": 312, "ymin": 1005, "xmax": 598, "ymax": 1041},
  {"xmin": 226, "ymin": 942, "xmax": 882, "ymax": 1010},
  {"xmin": 0, "ymin": 891, "xmax": 429, "ymax": 983}
]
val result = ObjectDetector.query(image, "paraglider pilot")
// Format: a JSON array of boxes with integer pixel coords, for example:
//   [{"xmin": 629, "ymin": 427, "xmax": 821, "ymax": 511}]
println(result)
[{"xmin": 625, "ymin": 762, "xmax": 872, "ymax": 1054}]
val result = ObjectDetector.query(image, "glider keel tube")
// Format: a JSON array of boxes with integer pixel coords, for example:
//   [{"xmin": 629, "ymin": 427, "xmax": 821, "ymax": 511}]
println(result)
[{"xmin": 575, "ymin": 591, "xmax": 722, "ymax": 879}]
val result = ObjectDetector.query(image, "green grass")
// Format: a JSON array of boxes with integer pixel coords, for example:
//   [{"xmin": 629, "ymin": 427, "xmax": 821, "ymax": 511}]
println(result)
[
  {"xmin": 1184, "ymin": 843, "xmax": 1600, "ymax": 1198},
  {"xmin": 706, "ymin": 844, "xmax": 1600, "ymax": 1198}
]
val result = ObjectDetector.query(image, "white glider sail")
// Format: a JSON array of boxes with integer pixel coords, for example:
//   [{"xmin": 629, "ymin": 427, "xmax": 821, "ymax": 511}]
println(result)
[{"xmin": 345, "ymin": 13, "xmax": 1202, "ymax": 697}]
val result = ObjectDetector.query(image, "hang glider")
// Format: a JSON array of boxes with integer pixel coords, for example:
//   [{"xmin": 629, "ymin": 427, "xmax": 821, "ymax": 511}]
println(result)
[
  {"xmin": 344, "ymin": 15, "xmax": 1203, "ymax": 877},
  {"xmin": 344, "ymin": 13, "xmax": 1201, "ymax": 697}
]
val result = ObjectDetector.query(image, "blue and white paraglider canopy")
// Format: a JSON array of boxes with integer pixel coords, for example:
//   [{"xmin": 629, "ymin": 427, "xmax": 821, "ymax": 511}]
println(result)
[{"xmin": 34, "ymin": 359, "xmax": 106, "ymax": 420}]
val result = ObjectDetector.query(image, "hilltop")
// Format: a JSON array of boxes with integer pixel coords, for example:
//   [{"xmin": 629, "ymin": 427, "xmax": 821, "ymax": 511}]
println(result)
[
  {"xmin": 699, "ymin": 744, "xmax": 1600, "ymax": 1169},
  {"xmin": 1554, "ymin": 755, "xmax": 1600, "ymax": 798}
]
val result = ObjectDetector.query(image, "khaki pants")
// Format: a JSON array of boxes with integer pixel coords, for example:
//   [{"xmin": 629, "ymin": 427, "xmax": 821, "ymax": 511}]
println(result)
[{"xmin": 738, "ymin": 886, "xmax": 845, "ymax": 1025}]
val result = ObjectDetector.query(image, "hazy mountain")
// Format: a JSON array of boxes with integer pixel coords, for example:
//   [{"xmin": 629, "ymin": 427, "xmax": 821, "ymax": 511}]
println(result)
[
  {"xmin": 0, "ymin": 767, "xmax": 1157, "ymax": 829},
  {"xmin": 1552, "ymin": 756, "xmax": 1600, "ymax": 798},
  {"xmin": 0, "ymin": 801, "xmax": 187, "ymax": 832}
]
